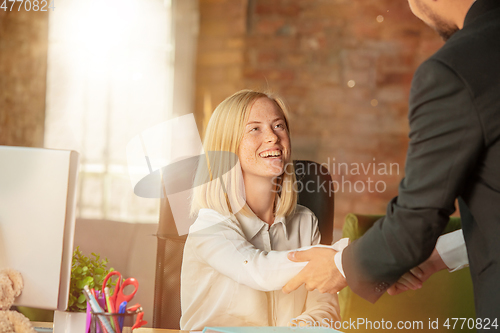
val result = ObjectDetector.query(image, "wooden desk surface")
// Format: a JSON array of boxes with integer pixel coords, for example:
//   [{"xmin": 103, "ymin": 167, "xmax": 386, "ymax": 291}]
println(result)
[
  {"xmin": 32, "ymin": 322, "xmax": 188, "ymax": 333},
  {"xmin": 135, "ymin": 329, "xmax": 189, "ymax": 333}
]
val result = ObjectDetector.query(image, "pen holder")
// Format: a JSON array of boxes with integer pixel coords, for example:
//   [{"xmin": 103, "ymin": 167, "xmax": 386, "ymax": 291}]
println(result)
[{"xmin": 90, "ymin": 310, "xmax": 138, "ymax": 333}]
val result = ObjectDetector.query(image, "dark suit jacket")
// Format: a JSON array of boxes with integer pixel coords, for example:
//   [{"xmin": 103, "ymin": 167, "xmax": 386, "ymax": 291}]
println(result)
[{"xmin": 343, "ymin": 0, "xmax": 500, "ymax": 321}]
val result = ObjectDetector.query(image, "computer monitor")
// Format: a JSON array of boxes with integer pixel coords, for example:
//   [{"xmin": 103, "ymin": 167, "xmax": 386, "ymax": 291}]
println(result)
[{"xmin": 0, "ymin": 146, "xmax": 79, "ymax": 311}]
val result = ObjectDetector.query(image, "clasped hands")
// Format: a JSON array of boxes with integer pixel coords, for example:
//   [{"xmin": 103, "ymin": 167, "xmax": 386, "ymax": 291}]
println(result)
[
  {"xmin": 282, "ymin": 245, "xmax": 447, "ymax": 296},
  {"xmin": 282, "ymin": 247, "xmax": 347, "ymax": 295},
  {"xmin": 387, "ymin": 247, "xmax": 447, "ymax": 295}
]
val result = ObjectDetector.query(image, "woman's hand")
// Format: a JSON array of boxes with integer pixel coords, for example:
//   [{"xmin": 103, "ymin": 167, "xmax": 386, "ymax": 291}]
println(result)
[{"xmin": 282, "ymin": 247, "xmax": 347, "ymax": 294}]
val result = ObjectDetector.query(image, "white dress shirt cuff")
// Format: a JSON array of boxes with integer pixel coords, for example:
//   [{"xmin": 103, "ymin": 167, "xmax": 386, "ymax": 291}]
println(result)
[
  {"xmin": 332, "ymin": 238, "xmax": 349, "ymax": 279},
  {"xmin": 436, "ymin": 229, "xmax": 469, "ymax": 272}
]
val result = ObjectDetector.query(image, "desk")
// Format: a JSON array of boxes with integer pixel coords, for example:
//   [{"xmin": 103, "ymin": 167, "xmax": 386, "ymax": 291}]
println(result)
[
  {"xmin": 32, "ymin": 322, "xmax": 188, "ymax": 333},
  {"xmin": 135, "ymin": 329, "xmax": 187, "ymax": 333}
]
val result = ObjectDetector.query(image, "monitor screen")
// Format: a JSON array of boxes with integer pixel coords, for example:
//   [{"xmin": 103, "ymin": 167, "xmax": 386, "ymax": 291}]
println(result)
[{"xmin": 0, "ymin": 146, "xmax": 79, "ymax": 310}]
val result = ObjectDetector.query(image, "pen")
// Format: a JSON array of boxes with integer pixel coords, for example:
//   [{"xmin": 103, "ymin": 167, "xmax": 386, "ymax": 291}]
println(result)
[
  {"xmin": 104, "ymin": 287, "xmax": 112, "ymax": 313},
  {"xmin": 104, "ymin": 287, "xmax": 120, "ymax": 333},
  {"xmin": 85, "ymin": 300, "xmax": 91, "ymax": 333},
  {"xmin": 96, "ymin": 291, "xmax": 105, "ymax": 333},
  {"xmin": 97, "ymin": 290, "xmax": 106, "ymax": 310},
  {"xmin": 83, "ymin": 285, "xmax": 114, "ymax": 333},
  {"xmin": 104, "ymin": 287, "xmax": 115, "ymax": 330},
  {"xmin": 118, "ymin": 301, "xmax": 127, "ymax": 331},
  {"xmin": 93, "ymin": 288, "xmax": 105, "ymax": 333}
]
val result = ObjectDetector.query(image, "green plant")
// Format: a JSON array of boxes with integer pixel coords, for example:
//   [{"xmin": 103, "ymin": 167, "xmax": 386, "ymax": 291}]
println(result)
[{"xmin": 68, "ymin": 246, "xmax": 115, "ymax": 312}]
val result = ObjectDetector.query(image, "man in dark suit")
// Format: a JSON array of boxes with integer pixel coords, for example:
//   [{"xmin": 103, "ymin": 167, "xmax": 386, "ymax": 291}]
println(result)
[{"xmin": 283, "ymin": 0, "xmax": 500, "ymax": 322}]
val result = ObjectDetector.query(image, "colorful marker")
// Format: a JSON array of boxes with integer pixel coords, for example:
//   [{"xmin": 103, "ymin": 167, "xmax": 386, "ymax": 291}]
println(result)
[{"xmin": 83, "ymin": 286, "xmax": 113, "ymax": 333}]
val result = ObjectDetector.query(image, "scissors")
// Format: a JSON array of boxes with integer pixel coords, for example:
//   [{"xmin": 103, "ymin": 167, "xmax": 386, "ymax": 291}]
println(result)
[{"xmin": 102, "ymin": 271, "xmax": 139, "ymax": 310}]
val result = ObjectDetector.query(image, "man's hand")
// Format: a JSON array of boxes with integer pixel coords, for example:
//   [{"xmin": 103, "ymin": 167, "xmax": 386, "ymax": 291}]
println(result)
[
  {"xmin": 282, "ymin": 247, "xmax": 347, "ymax": 295},
  {"xmin": 387, "ymin": 248, "xmax": 448, "ymax": 296}
]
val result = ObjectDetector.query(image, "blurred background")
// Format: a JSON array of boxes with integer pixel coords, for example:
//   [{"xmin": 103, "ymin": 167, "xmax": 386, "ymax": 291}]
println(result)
[
  {"xmin": 1, "ymin": 0, "xmax": 446, "ymax": 325},
  {"xmin": 0, "ymin": 0, "xmax": 443, "ymax": 244}
]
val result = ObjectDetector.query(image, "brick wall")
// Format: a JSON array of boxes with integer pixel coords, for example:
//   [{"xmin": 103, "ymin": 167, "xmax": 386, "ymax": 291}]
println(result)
[
  {"xmin": 194, "ymin": 0, "xmax": 248, "ymax": 136},
  {"xmin": 0, "ymin": 10, "xmax": 49, "ymax": 147},
  {"xmin": 195, "ymin": 0, "xmax": 444, "ymax": 228}
]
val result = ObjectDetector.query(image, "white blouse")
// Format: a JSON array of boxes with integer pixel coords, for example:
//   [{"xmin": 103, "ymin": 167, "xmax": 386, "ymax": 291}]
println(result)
[{"xmin": 180, "ymin": 205, "xmax": 340, "ymax": 330}]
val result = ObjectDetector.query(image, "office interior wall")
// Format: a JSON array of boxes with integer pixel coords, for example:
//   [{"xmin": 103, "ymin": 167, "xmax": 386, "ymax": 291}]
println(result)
[
  {"xmin": 74, "ymin": 219, "xmax": 157, "ymax": 327},
  {"xmin": 0, "ymin": 1, "xmax": 446, "ymax": 240},
  {"xmin": 193, "ymin": 0, "xmax": 444, "ymax": 229}
]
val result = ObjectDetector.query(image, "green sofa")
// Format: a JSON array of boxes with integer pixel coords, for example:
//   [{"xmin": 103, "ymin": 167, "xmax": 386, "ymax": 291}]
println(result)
[{"xmin": 339, "ymin": 214, "xmax": 476, "ymax": 332}]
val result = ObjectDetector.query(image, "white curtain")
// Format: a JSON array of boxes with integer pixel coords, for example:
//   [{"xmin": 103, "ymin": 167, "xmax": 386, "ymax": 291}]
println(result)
[{"xmin": 44, "ymin": 0, "xmax": 198, "ymax": 223}]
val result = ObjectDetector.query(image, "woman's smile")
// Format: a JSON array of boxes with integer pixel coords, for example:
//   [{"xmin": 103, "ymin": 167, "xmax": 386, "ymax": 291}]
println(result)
[{"xmin": 258, "ymin": 149, "xmax": 282, "ymax": 158}]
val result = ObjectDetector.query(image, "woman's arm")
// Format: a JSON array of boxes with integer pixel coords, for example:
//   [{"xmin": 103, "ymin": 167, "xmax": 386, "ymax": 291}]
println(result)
[
  {"xmin": 294, "ymin": 291, "xmax": 340, "ymax": 325},
  {"xmin": 187, "ymin": 216, "xmax": 309, "ymax": 291}
]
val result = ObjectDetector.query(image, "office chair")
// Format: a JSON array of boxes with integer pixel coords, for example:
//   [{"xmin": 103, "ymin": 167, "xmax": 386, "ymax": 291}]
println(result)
[{"xmin": 152, "ymin": 160, "xmax": 335, "ymax": 329}]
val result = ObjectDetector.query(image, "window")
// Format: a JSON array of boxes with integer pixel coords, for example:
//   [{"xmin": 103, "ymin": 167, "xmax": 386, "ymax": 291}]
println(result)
[{"xmin": 44, "ymin": 0, "xmax": 198, "ymax": 223}]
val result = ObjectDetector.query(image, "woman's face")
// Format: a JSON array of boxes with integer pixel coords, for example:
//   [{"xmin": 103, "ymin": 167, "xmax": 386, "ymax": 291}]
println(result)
[{"xmin": 238, "ymin": 97, "xmax": 291, "ymax": 181}]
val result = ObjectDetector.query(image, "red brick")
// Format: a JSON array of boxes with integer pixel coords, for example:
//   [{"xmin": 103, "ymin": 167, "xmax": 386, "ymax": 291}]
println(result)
[
  {"xmin": 376, "ymin": 86, "xmax": 408, "ymax": 102},
  {"xmin": 198, "ymin": 50, "xmax": 244, "ymax": 66},
  {"xmin": 254, "ymin": 17, "xmax": 287, "ymax": 35},
  {"xmin": 254, "ymin": 2, "xmax": 302, "ymax": 17},
  {"xmin": 256, "ymin": 50, "xmax": 281, "ymax": 65},
  {"xmin": 377, "ymin": 53, "xmax": 415, "ymax": 71},
  {"xmin": 376, "ymin": 72, "xmax": 414, "ymax": 87}
]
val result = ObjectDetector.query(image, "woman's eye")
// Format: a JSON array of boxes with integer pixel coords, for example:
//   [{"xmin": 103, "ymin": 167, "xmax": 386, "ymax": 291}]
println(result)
[
  {"xmin": 250, "ymin": 127, "xmax": 258, "ymax": 132},
  {"xmin": 275, "ymin": 123, "xmax": 285, "ymax": 129}
]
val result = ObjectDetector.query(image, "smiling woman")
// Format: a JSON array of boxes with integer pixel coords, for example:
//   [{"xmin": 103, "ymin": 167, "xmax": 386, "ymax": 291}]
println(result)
[{"xmin": 181, "ymin": 90, "xmax": 340, "ymax": 330}]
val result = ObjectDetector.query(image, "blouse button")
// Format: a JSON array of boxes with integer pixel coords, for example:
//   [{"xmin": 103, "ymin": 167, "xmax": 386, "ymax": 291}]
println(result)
[{"xmin": 243, "ymin": 260, "xmax": 248, "ymax": 264}]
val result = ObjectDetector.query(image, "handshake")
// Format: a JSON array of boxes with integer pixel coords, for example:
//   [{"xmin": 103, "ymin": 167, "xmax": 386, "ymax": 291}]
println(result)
[{"xmin": 282, "ymin": 236, "xmax": 455, "ymax": 297}]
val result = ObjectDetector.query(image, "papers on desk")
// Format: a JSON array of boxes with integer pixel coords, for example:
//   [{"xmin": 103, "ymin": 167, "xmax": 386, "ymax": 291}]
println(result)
[
  {"xmin": 32, "ymin": 322, "xmax": 53, "ymax": 333},
  {"xmin": 203, "ymin": 327, "xmax": 344, "ymax": 333},
  {"xmin": 33, "ymin": 327, "xmax": 53, "ymax": 333}
]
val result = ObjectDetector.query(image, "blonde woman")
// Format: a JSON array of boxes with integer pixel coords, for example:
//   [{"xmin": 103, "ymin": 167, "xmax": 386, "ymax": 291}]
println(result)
[{"xmin": 180, "ymin": 90, "xmax": 340, "ymax": 330}]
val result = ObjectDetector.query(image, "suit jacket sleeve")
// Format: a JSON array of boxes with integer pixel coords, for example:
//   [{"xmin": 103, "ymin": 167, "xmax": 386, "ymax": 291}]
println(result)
[{"xmin": 342, "ymin": 59, "xmax": 484, "ymax": 303}]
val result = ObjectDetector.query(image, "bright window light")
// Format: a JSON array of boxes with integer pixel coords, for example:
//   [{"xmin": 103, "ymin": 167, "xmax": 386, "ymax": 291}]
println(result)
[{"xmin": 44, "ymin": 0, "xmax": 174, "ymax": 223}]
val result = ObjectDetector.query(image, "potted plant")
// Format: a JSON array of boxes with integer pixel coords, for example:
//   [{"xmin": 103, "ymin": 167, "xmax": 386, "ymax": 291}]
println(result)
[
  {"xmin": 68, "ymin": 247, "xmax": 115, "ymax": 312},
  {"xmin": 54, "ymin": 247, "xmax": 115, "ymax": 333}
]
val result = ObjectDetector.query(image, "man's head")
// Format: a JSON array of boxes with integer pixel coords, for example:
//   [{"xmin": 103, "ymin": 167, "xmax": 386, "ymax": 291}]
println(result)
[{"xmin": 407, "ymin": 0, "xmax": 475, "ymax": 41}]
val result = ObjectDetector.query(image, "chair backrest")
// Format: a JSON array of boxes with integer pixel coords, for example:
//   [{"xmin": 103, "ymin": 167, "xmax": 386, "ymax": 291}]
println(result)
[
  {"xmin": 339, "ymin": 214, "xmax": 476, "ymax": 332},
  {"xmin": 152, "ymin": 160, "xmax": 335, "ymax": 328},
  {"xmin": 152, "ymin": 197, "xmax": 186, "ymax": 329},
  {"xmin": 294, "ymin": 160, "xmax": 334, "ymax": 245}
]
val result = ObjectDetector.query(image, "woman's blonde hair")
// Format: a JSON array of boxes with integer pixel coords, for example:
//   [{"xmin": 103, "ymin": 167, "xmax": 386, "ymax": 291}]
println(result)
[{"xmin": 190, "ymin": 89, "xmax": 297, "ymax": 218}]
